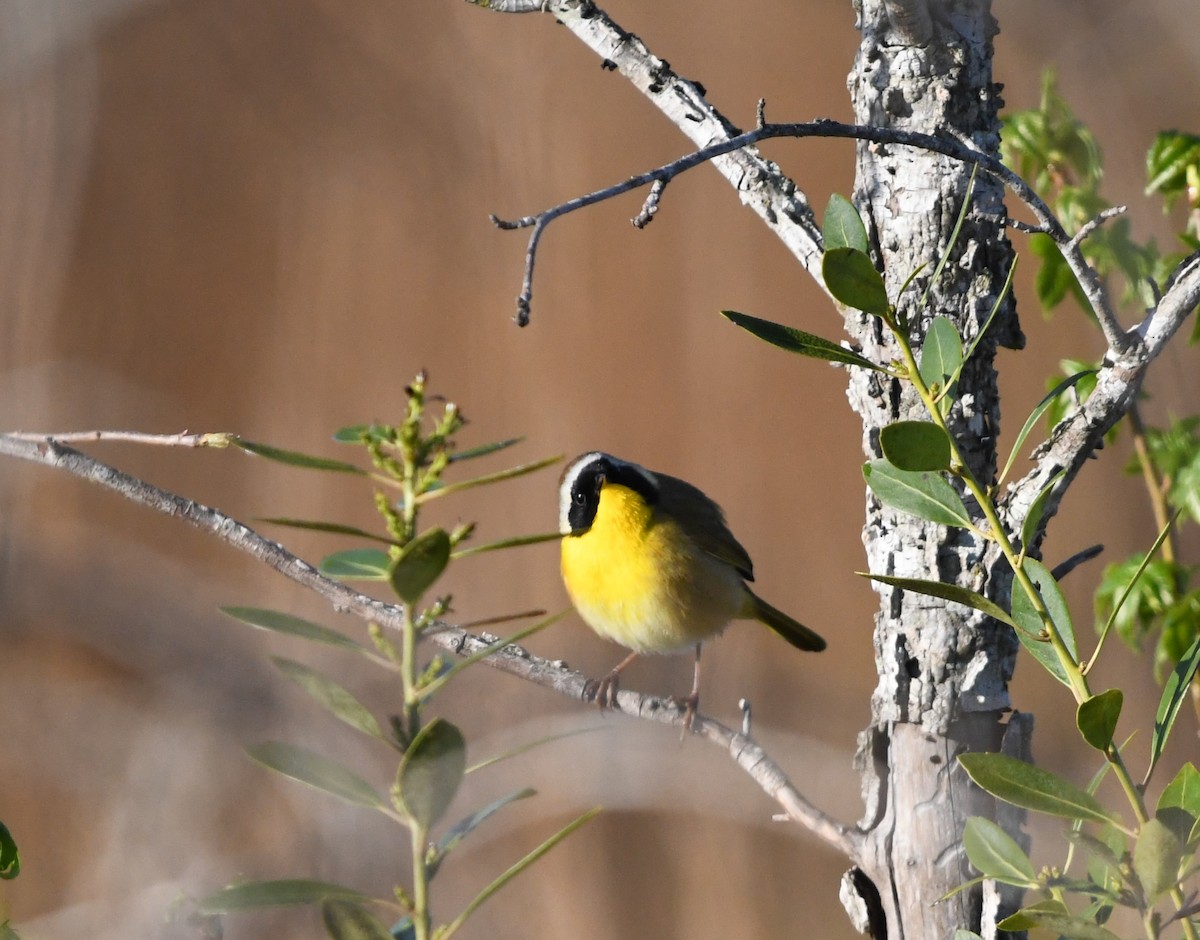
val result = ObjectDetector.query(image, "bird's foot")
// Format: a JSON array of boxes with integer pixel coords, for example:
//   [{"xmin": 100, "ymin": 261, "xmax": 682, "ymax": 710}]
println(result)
[
  {"xmin": 667, "ymin": 691, "xmax": 701, "ymax": 734},
  {"xmin": 582, "ymin": 670, "xmax": 621, "ymax": 711}
]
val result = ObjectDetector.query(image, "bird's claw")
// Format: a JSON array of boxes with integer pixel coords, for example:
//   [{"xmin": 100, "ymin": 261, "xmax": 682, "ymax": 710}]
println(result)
[{"xmin": 582, "ymin": 670, "xmax": 621, "ymax": 710}]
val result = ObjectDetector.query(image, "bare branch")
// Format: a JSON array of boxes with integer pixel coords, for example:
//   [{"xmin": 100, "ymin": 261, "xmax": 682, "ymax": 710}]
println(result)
[
  {"xmin": 0, "ymin": 431, "xmax": 859, "ymax": 861},
  {"xmin": 1001, "ymin": 248, "xmax": 1200, "ymax": 547},
  {"xmin": 1068, "ymin": 205, "xmax": 1128, "ymax": 252},
  {"xmin": 4, "ymin": 430, "xmax": 234, "ymax": 447},
  {"xmin": 631, "ymin": 178, "xmax": 665, "ymax": 229}
]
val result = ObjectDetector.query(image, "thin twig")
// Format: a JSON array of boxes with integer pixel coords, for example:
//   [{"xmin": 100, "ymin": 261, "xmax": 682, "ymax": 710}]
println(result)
[
  {"xmin": 1068, "ymin": 205, "xmax": 1128, "ymax": 252},
  {"xmin": 496, "ymin": 118, "xmax": 1126, "ymax": 349},
  {"xmin": 5, "ymin": 430, "xmax": 234, "ymax": 447},
  {"xmin": 631, "ymin": 178, "xmax": 666, "ymax": 229},
  {"xmin": 0, "ymin": 432, "xmax": 859, "ymax": 861}
]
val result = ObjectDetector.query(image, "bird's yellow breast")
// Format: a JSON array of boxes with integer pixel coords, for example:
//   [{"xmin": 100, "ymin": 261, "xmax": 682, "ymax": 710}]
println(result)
[{"xmin": 561, "ymin": 483, "xmax": 745, "ymax": 653}]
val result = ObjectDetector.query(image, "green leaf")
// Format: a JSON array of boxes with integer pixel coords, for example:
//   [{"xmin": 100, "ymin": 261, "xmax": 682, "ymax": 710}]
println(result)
[
  {"xmin": 998, "ymin": 903, "xmax": 1122, "ymax": 940},
  {"xmin": 1133, "ymin": 817, "xmax": 1183, "ymax": 901},
  {"xmin": 822, "ymin": 194, "xmax": 869, "ymax": 254},
  {"xmin": 272, "ymin": 657, "xmax": 384, "ymax": 741},
  {"xmin": 416, "ymin": 455, "xmax": 562, "ymax": 503},
  {"xmin": 246, "ymin": 742, "xmax": 385, "ymax": 810},
  {"xmin": 1077, "ymin": 689, "xmax": 1123, "ymax": 751},
  {"xmin": 466, "ymin": 726, "xmax": 609, "ymax": 774},
  {"xmin": 857, "ymin": 573, "xmax": 1017, "ymax": 629},
  {"xmin": 1145, "ymin": 130, "xmax": 1200, "ymax": 203},
  {"xmin": 879, "ymin": 421, "xmax": 952, "ymax": 472},
  {"xmin": 1019, "ymin": 470, "xmax": 1065, "ymax": 551},
  {"xmin": 449, "ymin": 437, "xmax": 525, "ymax": 463},
  {"xmin": 862, "ymin": 460, "xmax": 972, "ymax": 528},
  {"xmin": 199, "ymin": 879, "xmax": 367, "ymax": 913},
  {"xmin": 393, "ymin": 718, "xmax": 466, "ymax": 830},
  {"xmin": 1095, "ymin": 553, "xmax": 1184, "ymax": 651},
  {"xmin": 427, "ymin": 787, "xmax": 537, "ymax": 877},
  {"xmin": 0, "ymin": 822, "xmax": 19, "ymax": 880},
  {"xmin": 822, "ymin": 247, "xmax": 890, "ymax": 316},
  {"xmin": 439, "ymin": 808, "xmax": 601, "ymax": 940},
  {"xmin": 962, "ymin": 817, "xmax": 1037, "ymax": 887},
  {"xmin": 1010, "ymin": 559, "xmax": 1078, "ymax": 687},
  {"xmin": 320, "ymin": 548, "xmax": 391, "ymax": 581},
  {"xmin": 953, "ymin": 932, "xmax": 984, "ymax": 940},
  {"xmin": 721, "ymin": 311, "xmax": 889, "ymax": 373},
  {"xmin": 333, "ymin": 424, "xmax": 375, "ymax": 443},
  {"xmin": 1158, "ymin": 763, "xmax": 1200, "ymax": 818},
  {"xmin": 918, "ymin": 317, "xmax": 963, "ymax": 415},
  {"xmin": 958, "ymin": 752, "xmax": 1117, "ymax": 824},
  {"xmin": 1148, "ymin": 633, "xmax": 1200, "ymax": 784},
  {"xmin": 388, "ymin": 529, "xmax": 451, "ymax": 604},
  {"xmin": 258, "ymin": 518, "xmax": 396, "ymax": 546},
  {"xmin": 233, "ymin": 438, "xmax": 365, "ymax": 474},
  {"xmin": 999, "ymin": 370, "xmax": 1098, "ymax": 485},
  {"xmin": 452, "ymin": 530, "xmax": 562, "ymax": 559},
  {"xmin": 220, "ymin": 606, "xmax": 365, "ymax": 652},
  {"xmin": 321, "ymin": 899, "xmax": 393, "ymax": 940}
]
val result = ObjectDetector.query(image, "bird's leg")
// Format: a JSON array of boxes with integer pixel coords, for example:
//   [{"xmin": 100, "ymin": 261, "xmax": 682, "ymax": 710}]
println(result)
[
  {"xmin": 681, "ymin": 643, "xmax": 702, "ymax": 730},
  {"xmin": 583, "ymin": 650, "xmax": 639, "ymax": 710}
]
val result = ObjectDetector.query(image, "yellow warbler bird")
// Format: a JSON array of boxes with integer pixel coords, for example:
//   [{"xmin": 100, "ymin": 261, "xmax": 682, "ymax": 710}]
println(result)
[{"xmin": 558, "ymin": 452, "xmax": 824, "ymax": 721}]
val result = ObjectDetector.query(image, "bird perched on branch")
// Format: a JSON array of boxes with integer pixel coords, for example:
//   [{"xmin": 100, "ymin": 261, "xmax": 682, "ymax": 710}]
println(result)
[{"xmin": 558, "ymin": 451, "xmax": 824, "ymax": 725}]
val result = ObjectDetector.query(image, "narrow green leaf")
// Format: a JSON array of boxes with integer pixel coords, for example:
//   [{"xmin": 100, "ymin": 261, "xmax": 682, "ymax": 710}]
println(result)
[
  {"xmin": 857, "ymin": 572, "xmax": 1017, "ymax": 628},
  {"xmin": 393, "ymin": 718, "xmax": 466, "ymax": 830},
  {"xmin": 822, "ymin": 247, "xmax": 891, "ymax": 316},
  {"xmin": 452, "ymin": 531, "xmax": 562, "ymax": 559},
  {"xmin": 246, "ymin": 742, "xmax": 385, "ymax": 810},
  {"xmin": 1019, "ymin": 471, "xmax": 1065, "ymax": 551},
  {"xmin": 258, "ymin": 518, "xmax": 396, "ymax": 546},
  {"xmin": 962, "ymin": 817, "xmax": 1037, "ymax": 887},
  {"xmin": 388, "ymin": 529, "xmax": 451, "ymax": 604},
  {"xmin": 1133, "ymin": 817, "xmax": 1183, "ymax": 901},
  {"xmin": 921, "ymin": 167, "xmax": 977, "ymax": 311},
  {"xmin": 199, "ymin": 879, "xmax": 367, "ymax": 913},
  {"xmin": 918, "ymin": 317, "xmax": 963, "ymax": 415},
  {"xmin": 961, "ymin": 255, "xmax": 1017, "ymax": 370},
  {"xmin": 721, "ymin": 311, "xmax": 889, "ymax": 373},
  {"xmin": 958, "ymin": 752, "xmax": 1117, "ymax": 824},
  {"xmin": 998, "ymin": 904, "xmax": 1121, "ymax": 940},
  {"xmin": 1148, "ymin": 633, "xmax": 1200, "ymax": 785},
  {"xmin": 427, "ymin": 788, "xmax": 537, "ymax": 877},
  {"xmin": 439, "ymin": 808, "xmax": 601, "ymax": 940},
  {"xmin": 449, "ymin": 437, "xmax": 525, "ymax": 463},
  {"xmin": 862, "ymin": 460, "xmax": 973, "ymax": 528},
  {"xmin": 416, "ymin": 455, "xmax": 562, "ymax": 503},
  {"xmin": 467, "ymin": 726, "xmax": 609, "ymax": 774},
  {"xmin": 822, "ymin": 193, "xmax": 869, "ymax": 253},
  {"xmin": 220, "ymin": 606, "xmax": 364, "ymax": 652},
  {"xmin": 998, "ymin": 370, "xmax": 1098, "ymax": 485},
  {"xmin": 1010, "ymin": 559, "xmax": 1078, "ymax": 687},
  {"xmin": 233, "ymin": 438, "xmax": 366, "ymax": 474},
  {"xmin": 879, "ymin": 421, "xmax": 952, "ymax": 472},
  {"xmin": 1077, "ymin": 689, "xmax": 1123, "ymax": 751},
  {"xmin": 0, "ymin": 822, "xmax": 19, "ymax": 880},
  {"xmin": 272, "ymin": 657, "xmax": 383, "ymax": 741},
  {"xmin": 321, "ymin": 899, "xmax": 393, "ymax": 940},
  {"xmin": 1158, "ymin": 763, "xmax": 1200, "ymax": 818},
  {"xmin": 333, "ymin": 424, "xmax": 375, "ymax": 443},
  {"xmin": 320, "ymin": 548, "xmax": 390, "ymax": 581}
]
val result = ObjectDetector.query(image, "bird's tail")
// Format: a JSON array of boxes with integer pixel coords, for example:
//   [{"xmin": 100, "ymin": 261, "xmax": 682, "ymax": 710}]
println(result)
[{"xmin": 744, "ymin": 589, "xmax": 826, "ymax": 652}]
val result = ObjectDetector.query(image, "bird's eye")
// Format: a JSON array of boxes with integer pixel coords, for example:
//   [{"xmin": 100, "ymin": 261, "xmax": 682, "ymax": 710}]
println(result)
[{"xmin": 573, "ymin": 491, "xmax": 586, "ymax": 505}]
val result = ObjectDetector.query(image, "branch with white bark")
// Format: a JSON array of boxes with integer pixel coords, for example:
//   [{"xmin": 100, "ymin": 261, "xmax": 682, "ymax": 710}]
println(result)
[{"xmin": 0, "ymin": 432, "xmax": 860, "ymax": 862}]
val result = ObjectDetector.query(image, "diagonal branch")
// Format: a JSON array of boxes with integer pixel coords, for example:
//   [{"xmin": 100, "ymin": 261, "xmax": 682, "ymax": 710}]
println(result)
[
  {"xmin": 1000, "ymin": 249, "xmax": 1200, "ymax": 547},
  {"xmin": 0, "ymin": 432, "xmax": 861, "ymax": 862}
]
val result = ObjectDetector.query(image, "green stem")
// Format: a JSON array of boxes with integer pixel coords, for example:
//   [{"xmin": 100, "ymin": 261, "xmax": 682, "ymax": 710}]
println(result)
[
  {"xmin": 411, "ymin": 820, "xmax": 431, "ymax": 940},
  {"xmin": 894, "ymin": 321, "xmax": 1200, "ymax": 939}
]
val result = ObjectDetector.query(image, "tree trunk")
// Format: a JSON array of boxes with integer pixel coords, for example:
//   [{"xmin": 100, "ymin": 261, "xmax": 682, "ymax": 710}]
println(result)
[{"xmin": 844, "ymin": 1, "xmax": 1028, "ymax": 936}]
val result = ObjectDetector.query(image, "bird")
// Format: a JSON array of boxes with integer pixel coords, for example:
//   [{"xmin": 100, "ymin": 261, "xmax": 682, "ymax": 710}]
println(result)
[{"xmin": 558, "ymin": 451, "xmax": 824, "ymax": 725}]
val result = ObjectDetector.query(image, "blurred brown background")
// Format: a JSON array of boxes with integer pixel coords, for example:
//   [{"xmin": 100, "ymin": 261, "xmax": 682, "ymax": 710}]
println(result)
[{"xmin": 0, "ymin": 1, "xmax": 1197, "ymax": 937}]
